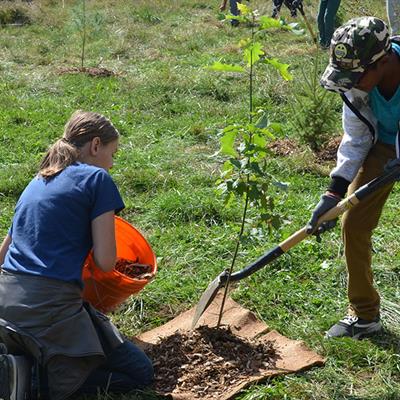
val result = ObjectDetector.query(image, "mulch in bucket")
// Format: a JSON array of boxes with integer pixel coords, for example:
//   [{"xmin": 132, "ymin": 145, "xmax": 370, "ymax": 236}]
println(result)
[
  {"xmin": 82, "ymin": 216, "xmax": 157, "ymax": 313},
  {"xmin": 136, "ymin": 293, "xmax": 325, "ymax": 400}
]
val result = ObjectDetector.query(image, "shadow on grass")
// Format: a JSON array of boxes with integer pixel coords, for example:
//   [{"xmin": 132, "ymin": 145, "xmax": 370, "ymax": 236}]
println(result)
[
  {"xmin": 78, "ymin": 389, "xmax": 170, "ymax": 400},
  {"xmin": 368, "ymin": 327, "xmax": 400, "ymax": 352}
]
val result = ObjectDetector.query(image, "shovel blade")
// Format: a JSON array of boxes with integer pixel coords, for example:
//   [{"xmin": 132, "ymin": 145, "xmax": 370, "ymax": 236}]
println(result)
[{"xmin": 191, "ymin": 271, "xmax": 227, "ymax": 329}]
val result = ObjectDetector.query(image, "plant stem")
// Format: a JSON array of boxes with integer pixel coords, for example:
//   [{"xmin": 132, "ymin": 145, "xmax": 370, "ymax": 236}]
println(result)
[
  {"xmin": 217, "ymin": 14, "xmax": 256, "ymax": 327},
  {"xmin": 217, "ymin": 181, "xmax": 250, "ymax": 328},
  {"xmin": 81, "ymin": 0, "xmax": 86, "ymax": 69},
  {"xmin": 249, "ymin": 16, "xmax": 255, "ymax": 122}
]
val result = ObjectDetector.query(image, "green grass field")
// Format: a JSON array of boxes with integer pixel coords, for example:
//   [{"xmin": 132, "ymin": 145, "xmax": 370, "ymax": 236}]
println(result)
[{"xmin": 1, "ymin": 0, "xmax": 399, "ymax": 399}]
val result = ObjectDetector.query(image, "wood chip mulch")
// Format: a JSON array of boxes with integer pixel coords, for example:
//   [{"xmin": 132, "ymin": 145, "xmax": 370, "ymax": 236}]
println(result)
[
  {"xmin": 114, "ymin": 258, "xmax": 154, "ymax": 280},
  {"xmin": 267, "ymin": 138, "xmax": 299, "ymax": 157},
  {"xmin": 57, "ymin": 66, "xmax": 116, "ymax": 77},
  {"xmin": 268, "ymin": 136, "xmax": 342, "ymax": 163},
  {"xmin": 315, "ymin": 136, "xmax": 341, "ymax": 162},
  {"xmin": 147, "ymin": 325, "xmax": 279, "ymax": 399}
]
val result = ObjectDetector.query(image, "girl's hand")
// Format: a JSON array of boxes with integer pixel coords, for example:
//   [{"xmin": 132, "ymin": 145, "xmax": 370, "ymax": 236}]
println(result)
[{"xmin": 220, "ymin": 1, "xmax": 227, "ymax": 11}]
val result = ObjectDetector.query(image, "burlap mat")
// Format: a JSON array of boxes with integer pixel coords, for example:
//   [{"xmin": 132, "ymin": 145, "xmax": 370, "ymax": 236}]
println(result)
[{"xmin": 136, "ymin": 292, "xmax": 325, "ymax": 399}]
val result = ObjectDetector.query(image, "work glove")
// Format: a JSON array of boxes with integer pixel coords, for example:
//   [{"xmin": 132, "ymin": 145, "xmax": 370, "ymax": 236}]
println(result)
[
  {"xmin": 384, "ymin": 158, "xmax": 400, "ymax": 181},
  {"xmin": 306, "ymin": 193, "xmax": 341, "ymax": 240}
]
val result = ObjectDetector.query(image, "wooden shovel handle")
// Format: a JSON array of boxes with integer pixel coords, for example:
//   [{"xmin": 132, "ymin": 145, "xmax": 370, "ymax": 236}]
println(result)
[
  {"xmin": 229, "ymin": 163, "xmax": 400, "ymax": 283},
  {"xmin": 279, "ymin": 193, "xmax": 359, "ymax": 251}
]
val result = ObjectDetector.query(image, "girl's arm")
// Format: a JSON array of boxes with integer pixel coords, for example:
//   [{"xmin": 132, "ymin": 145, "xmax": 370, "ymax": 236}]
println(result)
[
  {"xmin": 0, "ymin": 234, "xmax": 11, "ymax": 266},
  {"xmin": 91, "ymin": 211, "xmax": 116, "ymax": 272}
]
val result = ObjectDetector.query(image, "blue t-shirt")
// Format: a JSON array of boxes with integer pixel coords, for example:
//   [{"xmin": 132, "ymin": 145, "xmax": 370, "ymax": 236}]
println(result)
[
  {"xmin": 370, "ymin": 43, "xmax": 400, "ymax": 145},
  {"xmin": 3, "ymin": 163, "xmax": 125, "ymax": 285}
]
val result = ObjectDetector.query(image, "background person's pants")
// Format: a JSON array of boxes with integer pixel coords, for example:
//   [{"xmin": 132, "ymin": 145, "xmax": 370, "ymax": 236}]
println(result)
[
  {"xmin": 342, "ymin": 141, "xmax": 396, "ymax": 320},
  {"xmin": 272, "ymin": 0, "xmax": 297, "ymax": 18},
  {"xmin": 387, "ymin": 0, "xmax": 400, "ymax": 35},
  {"xmin": 317, "ymin": 0, "xmax": 341, "ymax": 47},
  {"xmin": 229, "ymin": 0, "xmax": 241, "ymax": 26}
]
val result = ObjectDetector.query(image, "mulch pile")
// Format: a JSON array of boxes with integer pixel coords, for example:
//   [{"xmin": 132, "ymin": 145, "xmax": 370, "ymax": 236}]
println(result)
[
  {"xmin": 267, "ymin": 138, "xmax": 299, "ymax": 157},
  {"xmin": 114, "ymin": 258, "xmax": 154, "ymax": 280},
  {"xmin": 268, "ymin": 136, "xmax": 342, "ymax": 163},
  {"xmin": 57, "ymin": 66, "xmax": 116, "ymax": 77},
  {"xmin": 315, "ymin": 136, "xmax": 341, "ymax": 162},
  {"xmin": 147, "ymin": 325, "xmax": 278, "ymax": 399}
]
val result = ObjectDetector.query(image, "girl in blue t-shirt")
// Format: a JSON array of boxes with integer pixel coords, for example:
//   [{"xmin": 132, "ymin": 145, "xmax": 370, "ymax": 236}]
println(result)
[{"xmin": 0, "ymin": 111, "xmax": 154, "ymax": 399}]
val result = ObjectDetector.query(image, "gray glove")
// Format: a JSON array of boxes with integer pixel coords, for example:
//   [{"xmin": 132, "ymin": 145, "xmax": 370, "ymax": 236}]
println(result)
[
  {"xmin": 306, "ymin": 193, "xmax": 340, "ymax": 237},
  {"xmin": 384, "ymin": 158, "xmax": 400, "ymax": 180}
]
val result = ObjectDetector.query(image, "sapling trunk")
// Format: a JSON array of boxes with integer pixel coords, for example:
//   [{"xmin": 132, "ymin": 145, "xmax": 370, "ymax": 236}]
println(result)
[
  {"xmin": 217, "ymin": 15, "xmax": 256, "ymax": 328},
  {"xmin": 80, "ymin": 0, "xmax": 87, "ymax": 69}
]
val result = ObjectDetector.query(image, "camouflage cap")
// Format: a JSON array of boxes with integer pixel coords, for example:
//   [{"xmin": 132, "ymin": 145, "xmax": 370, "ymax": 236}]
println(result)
[{"xmin": 321, "ymin": 17, "xmax": 391, "ymax": 93}]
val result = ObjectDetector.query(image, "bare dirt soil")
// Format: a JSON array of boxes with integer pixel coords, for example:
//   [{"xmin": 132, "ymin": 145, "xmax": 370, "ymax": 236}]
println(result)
[
  {"xmin": 57, "ymin": 66, "xmax": 116, "ymax": 77},
  {"xmin": 147, "ymin": 325, "xmax": 279, "ymax": 399}
]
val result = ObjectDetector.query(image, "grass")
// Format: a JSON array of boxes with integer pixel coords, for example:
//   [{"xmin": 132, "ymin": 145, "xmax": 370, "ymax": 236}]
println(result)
[{"xmin": 0, "ymin": 0, "xmax": 399, "ymax": 399}]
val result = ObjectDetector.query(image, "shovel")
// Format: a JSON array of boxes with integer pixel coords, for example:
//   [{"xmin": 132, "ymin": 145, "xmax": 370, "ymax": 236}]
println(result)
[{"xmin": 192, "ymin": 166, "xmax": 400, "ymax": 329}]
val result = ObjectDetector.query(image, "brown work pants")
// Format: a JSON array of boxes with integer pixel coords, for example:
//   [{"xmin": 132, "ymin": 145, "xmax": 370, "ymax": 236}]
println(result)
[{"xmin": 342, "ymin": 141, "xmax": 396, "ymax": 320}]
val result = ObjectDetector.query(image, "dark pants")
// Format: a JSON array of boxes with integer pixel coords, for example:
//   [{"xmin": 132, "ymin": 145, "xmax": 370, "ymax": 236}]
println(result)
[
  {"xmin": 36, "ymin": 341, "xmax": 154, "ymax": 397},
  {"xmin": 317, "ymin": 0, "xmax": 341, "ymax": 47},
  {"xmin": 272, "ymin": 0, "xmax": 297, "ymax": 18},
  {"xmin": 76, "ymin": 340, "xmax": 154, "ymax": 395},
  {"xmin": 229, "ymin": 0, "xmax": 241, "ymax": 26}
]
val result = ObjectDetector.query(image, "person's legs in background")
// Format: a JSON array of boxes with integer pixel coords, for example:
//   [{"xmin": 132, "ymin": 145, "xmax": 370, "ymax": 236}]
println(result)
[
  {"xmin": 323, "ymin": 0, "xmax": 341, "ymax": 47},
  {"xmin": 317, "ymin": 0, "xmax": 328, "ymax": 47},
  {"xmin": 284, "ymin": 0, "xmax": 297, "ymax": 17},
  {"xmin": 229, "ymin": 0, "xmax": 241, "ymax": 26},
  {"xmin": 318, "ymin": 0, "xmax": 341, "ymax": 48},
  {"xmin": 272, "ymin": 0, "xmax": 284, "ymax": 18},
  {"xmin": 76, "ymin": 340, "xmax": 154, "ymax": 395},
  {"xmin": 386, "ymin": 0, "xmax": 400, "ymax": 35}
]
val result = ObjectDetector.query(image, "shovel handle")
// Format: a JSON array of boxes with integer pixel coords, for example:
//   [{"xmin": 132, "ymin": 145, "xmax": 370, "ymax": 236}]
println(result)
[{"xmin": 227, "ymin": 165, "xmax": 400, "ymax": 282}]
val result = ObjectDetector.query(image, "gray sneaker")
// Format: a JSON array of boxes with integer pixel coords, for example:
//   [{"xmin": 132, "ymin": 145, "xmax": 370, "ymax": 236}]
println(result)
[
  {"xmin": 325, "ymin": 315, "xmax": 382, "ymax": 340},
  {"xmin": 0, "ymin": 354, "xmax": 31, "ymax": 400}
]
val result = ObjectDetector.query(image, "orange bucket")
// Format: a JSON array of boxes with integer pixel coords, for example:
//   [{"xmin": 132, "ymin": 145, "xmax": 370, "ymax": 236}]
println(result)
[{"xmin": 82, "ymin": 216, "xmax": 157, "ymax": 313}]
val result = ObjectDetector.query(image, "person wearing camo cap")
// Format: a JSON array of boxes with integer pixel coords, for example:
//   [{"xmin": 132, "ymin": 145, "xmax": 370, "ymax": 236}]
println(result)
[{"xmin": 306, "ymin": 16, "xmax": 400, "ymax": 339}]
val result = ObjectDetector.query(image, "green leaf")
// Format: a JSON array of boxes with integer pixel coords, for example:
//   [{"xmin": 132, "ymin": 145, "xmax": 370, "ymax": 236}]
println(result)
[
  {"xmin": 259, "ymin": 16, "xmax": 283, "ymax": 29},
  {"xmin": 243, "ymin": 42, "xmax": 264, "ymax": 67},
  {"xmin": 230, "ymin": 159, "xmax": 242, "ymax": 170},
  {"xmin": 207, "ymin": 62, "xmax": 245, "ymax": 73},
  {"xmin": 238, "ymin": 38, "xmax": 251, "ymax": 48},
  {"xmin": 252, "ymin": 134, "xmax": 267, "ymax": 150},
  {"xmin": 258, "ymin": 128, "xmax": 275, "ymax": 139},
  {"xmin": 221, "ymin": 160, "xmax": 234, "ymax": 178},
  {"xmin": 267, "ymin": 122, "xmax": 283, "ymax": 134},
  {"xmin": 255, "ymin": 113, "xmax": 269, "ymax": 129},
  {"xmin": 220, "ymin": 130, "xmax": 238, "ymax": 157},
  {"xmin": 264, "ymin": 58, "xmax": 292, "ymax": 81},
  {"xmin": 237, "ymin": 3, "xmax": 251, "ymax": 15}
]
